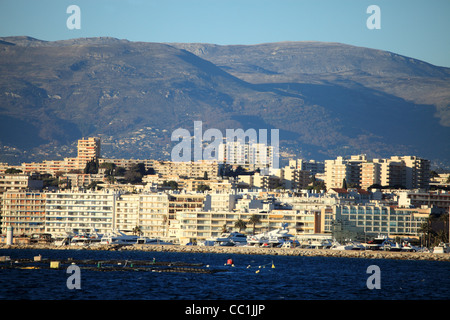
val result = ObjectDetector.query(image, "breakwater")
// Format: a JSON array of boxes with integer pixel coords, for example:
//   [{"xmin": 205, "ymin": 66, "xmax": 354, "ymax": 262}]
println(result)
[{"xmin": 2, "ymin": 243, "xmax": 449, "ymax": 262}]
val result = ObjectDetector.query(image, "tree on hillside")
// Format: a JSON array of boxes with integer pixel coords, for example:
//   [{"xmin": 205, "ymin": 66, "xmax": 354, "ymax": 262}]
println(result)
[
  {"xmin": 123, "ymin": 163, "xmax": 147, "ymax": 184},
  {"xmin": 5, "ymin": 168, "xmax": 22, "ymax": 174},
  {"xmin": 162, "ymin": 180, "xmax": 179, "ymax": 190},
  {"xmin": 84, "ymin": 159, "xmax": 99, "ymax": 174},
  {"xmin": 197, "ymin": 184, "xmax": 211, "ymax": 192},
  {"xmin": 99, "ymin": 162, "xmax": 116, "ymax": 175}
]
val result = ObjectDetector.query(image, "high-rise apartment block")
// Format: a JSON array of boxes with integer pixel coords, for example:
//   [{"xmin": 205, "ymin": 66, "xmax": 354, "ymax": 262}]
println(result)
[
  {"xmin": 325, "ymin": 155, "xmax": 367, "ymax": 189},
  {"xmin": 218, "ymin": 141, "xmax": 275, "ymax": 169},
  {"xmin": 77, "ymin": 137, "xmax": 101, "ymax": 165},
  {"xmin": 325, "ymin": 155, "xmax": 430, "ymax": 190}
]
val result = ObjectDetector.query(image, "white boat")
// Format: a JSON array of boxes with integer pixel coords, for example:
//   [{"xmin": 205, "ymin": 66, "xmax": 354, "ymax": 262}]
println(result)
[
  {"xmin": 296, "ymin": 234, "xmax": 333, "ymax": 249},
  {"xmin": 330, "ymin": 240, "xmax": 366, "ymax": 251},
  {"xmin": 383, "ymin": 241, "xmax": 402, "ymax": 251},
  {"xmin": 280, "ymin": 239, "xmax": 300, "ymax": 248},
  {"xmin": 206, "ymin": 232, "xmax": 248, "ymax": 246},
  {"xmin": 366, "ymin": 235, "xmax": 391, "ymax": 250},
  {"xmin": 52, "ymin": 232, "xmax": 74, "ymax": 246},
  {"xmin": 136, "ymin": 237, "xmax": 174, "ymax": 245},
  {"xmin": 247, "ymin": 224, "xmax": 295, "ymax": 248},
  {"xmin": 401, "ymin": 241, "xmax": 419, "ymax": 252},
  {"xmin": 100, "ymin": 230, "xmax": 140, "ymax": 245},
  {"xmin": 70, "ymin": 232, "xmax": 103, "ymax": 246},
  {"xmin": 433, "ymin": 243, "xmax": 450, "ymax": 253},
  {"xmin": 366, "ymin": 235, "xmax": 404, "ymax": 251}
]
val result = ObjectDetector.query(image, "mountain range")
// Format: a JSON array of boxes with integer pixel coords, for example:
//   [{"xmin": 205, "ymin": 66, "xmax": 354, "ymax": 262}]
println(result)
[{"xmin": 0, "ymin": 36, "xmax": 449, "ymax": 168}]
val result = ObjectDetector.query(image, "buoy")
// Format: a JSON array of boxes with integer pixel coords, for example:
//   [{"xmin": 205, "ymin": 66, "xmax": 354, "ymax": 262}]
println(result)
[
  {"xmin": 226, "ymin": 258, "xmax": 233, "ymax": 266},
  {"xmin": 272, "ymin": 261, "xmax": 275, "ymax": 268},
  {"xmin": 255, "ymin": 270, "xmax": 260, "ymax": 274}
]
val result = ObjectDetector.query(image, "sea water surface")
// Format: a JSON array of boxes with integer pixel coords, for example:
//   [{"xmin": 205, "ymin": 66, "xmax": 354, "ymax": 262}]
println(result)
[{"xmin": 0, "ymin": 248, "xmax": 449, "ymax": 300}]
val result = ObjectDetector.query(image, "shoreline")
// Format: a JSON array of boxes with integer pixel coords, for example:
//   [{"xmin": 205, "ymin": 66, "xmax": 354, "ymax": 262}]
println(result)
[{"xmin": 1, "ymin": 243, "xmax": 450, "ymax": 262}]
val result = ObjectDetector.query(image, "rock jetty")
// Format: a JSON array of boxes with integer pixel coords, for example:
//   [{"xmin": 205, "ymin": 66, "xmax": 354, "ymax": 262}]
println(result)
[{"xmin": 1, "ymin": 243, "xmax": 450, "ymax": 262}]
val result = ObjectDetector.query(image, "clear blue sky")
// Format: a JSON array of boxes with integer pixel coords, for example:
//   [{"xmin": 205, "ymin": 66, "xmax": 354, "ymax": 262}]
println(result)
[{"xmin": 1, "ymin": 0, "xmax": 449, "ymax": 67}]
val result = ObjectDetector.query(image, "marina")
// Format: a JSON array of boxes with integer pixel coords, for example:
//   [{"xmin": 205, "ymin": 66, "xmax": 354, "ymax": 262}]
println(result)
[{"xmin": 2, "ymin": 241, "xmax": 450, "ymax": 262}]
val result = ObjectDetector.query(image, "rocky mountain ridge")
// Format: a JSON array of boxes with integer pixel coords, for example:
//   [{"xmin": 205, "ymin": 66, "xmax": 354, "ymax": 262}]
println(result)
[{"xmin": 0, "ymin": 36, "xmax": 449, "ymax": 168}]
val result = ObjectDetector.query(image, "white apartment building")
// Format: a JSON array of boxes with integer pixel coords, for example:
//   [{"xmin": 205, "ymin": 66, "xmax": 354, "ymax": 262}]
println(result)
[
  {"xmin": 175, "ymin": 208, "xmax": 319, "ymax": 244},
  {"xmin": 289, "ymin": 159, "xmax": 325, "ymax": 175},
  {"xmin": 44, "ymin": 190, "xmax": 119, "ymax": 235},
  {"xmin": 218, "ymin": 141, "xmax": 275, "ymax": 169},
  {"xmin": 0, "ymin": 174, "xmax": 43, "ymax": 196},
  {"xmin": 115, "ymin": 193, "xmax": 170, "ymax": 239},
  {"xmin": 204, "ymin": 193, "xmax": 236, "ymax": 212}
]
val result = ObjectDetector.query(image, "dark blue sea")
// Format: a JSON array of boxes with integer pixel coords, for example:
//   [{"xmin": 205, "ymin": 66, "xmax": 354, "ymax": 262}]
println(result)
[{"xmin": 1, "ymin": 248, "xmax": 449, "ymax": 302}]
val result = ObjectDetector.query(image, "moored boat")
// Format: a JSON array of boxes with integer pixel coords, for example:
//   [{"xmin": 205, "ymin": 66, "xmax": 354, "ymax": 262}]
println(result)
[{"xmin": 205, "ymin": 232, "xmax": 248, "ymax": 246}]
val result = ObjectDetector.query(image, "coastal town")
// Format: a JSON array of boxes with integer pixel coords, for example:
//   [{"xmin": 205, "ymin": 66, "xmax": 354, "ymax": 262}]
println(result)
[{"xmin": 0, "ymin": 137, "xmax": 449, "ymax": 259}]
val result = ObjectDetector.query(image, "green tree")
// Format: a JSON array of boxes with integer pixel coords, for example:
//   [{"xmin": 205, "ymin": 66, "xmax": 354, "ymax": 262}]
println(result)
[
  {"xmin": 248, "ymin": 214, "xmax": 261, "ymax": 235},
  {"xmin": 132, "ymin": 226, "xmax": 143, "ymax": 236},
  {"xmin": 123, "ymin": 163, "xmax": 146, "ymax": 184},
  {"xmin": 115, "ymin": 166, "xmax": 126, "ymax": 176},
  {"xmin": 419, "ymin": 218, "xmax": 434, "ymax": 247},
  {"xmin": 84, "ymin": 159, "xmax": 99, "ymax": 174},
  {"xmin": 342, "ymin": 178, "xmax": 348, "ymax": 190},
  {"xmin": 99, "ymin": 162, "xmax": 116, "ymax": 175},
  {"xmin": 162, "ymin": 180, "xmax": 178, "ymax": 190},
  {"xmin": 438, "ymin": 213, "xmax": 449, "ymax": 243},
  {"xmin": 86, "ymin": 181, "xmax": 102, "ymax": 190},
  {"xmin": 234, "ymin": 219, "xmax": 247, "ymax": 233},
  {"xmin": 197, "ymin": 184, "xmax": 211, "ymax": 192},
  {"xmin": 5, "ymin": 168, "xmax": 22, "ymax": 174}
]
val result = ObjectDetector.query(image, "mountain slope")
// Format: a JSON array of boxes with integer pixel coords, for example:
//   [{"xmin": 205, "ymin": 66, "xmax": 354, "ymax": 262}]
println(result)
[{"xmin": 0, "ymin": 37, "xmax": 449, "ymax": 167}]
